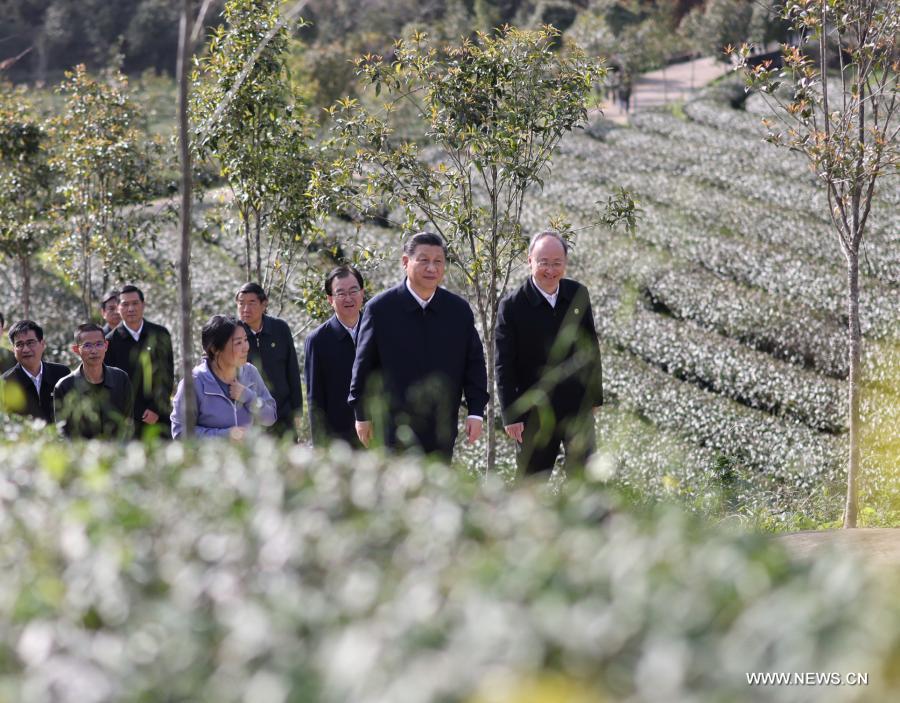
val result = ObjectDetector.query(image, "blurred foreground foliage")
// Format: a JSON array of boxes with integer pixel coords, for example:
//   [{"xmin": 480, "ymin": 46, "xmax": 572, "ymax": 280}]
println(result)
[{"xmin": 1, "ymin": 429, "xmax": 899, "ymax": 702}]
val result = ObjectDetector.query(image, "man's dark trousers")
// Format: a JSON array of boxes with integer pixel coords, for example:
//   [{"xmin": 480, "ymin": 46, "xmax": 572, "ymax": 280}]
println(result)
[
  {"xmin": 1, "ymin": 362, "xmax": 71, "ymax": 422},
  {"xmin": 349, "ymin": 281, "xmax": 488, "ymax": 460},
  {"xmin": 495, "ymin": 277, "xmax": 603, "ymax": 475},
  {"xmin": 304, "ymin": 315, "xmax": 361, "ymax": 448},
  {"xmin": 105, "ymin": 320, "xmax": 174, "ymax": 439},
  {"xmin": 243, "ymin": 314, "xmax": 303, "ymax": 437}
]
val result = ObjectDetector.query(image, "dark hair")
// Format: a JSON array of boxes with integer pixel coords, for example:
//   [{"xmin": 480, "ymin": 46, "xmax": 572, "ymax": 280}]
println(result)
[
  {"xmin": 75, "ymin": 323, "xmax": 105, "ymax": 344},
  {"xmin": 235, "ymin": 282, "xmax": 268, "ymax": 303},
  {"xmin": 528, "ymin": 230, "xmax": 568, "ymax": 256},
  {"xmin": 101, "ymin": 290, "xmax": 120, "ymax": 307},
  {"xmin": 403, "ymin": 231, "xmax": 447, "ymax": 258},
  {"xmin": 201, "ymin": 315, "xmax": 242, "ymax": 359},
  {"xmin": 8, "ymin": 320, "xmax": 43, "ymax": 344},
  {"xmin": 0, "ymin": 312, "xmax": 4, "ymax": 328},
  {"xmin": 119, "ymin": 284, "xmax": 145, "ymax": 302},
  {"xmin": 324, "ymin": 265, "xmax": 364, "ymax": 296}
]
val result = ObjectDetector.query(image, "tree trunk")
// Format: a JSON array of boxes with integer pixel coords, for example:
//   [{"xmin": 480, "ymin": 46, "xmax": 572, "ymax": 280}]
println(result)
[
  {"xmin": 177, "ymin": 0, "xmax": 197, "ymax": 437},
  {"xmin": 19, "ymin": 254, "xmax": 31, "ymax": 319},
  {"xmin": 844, "ymin": 252, "xmax": 862, "ymax": 528},
  {"xmin": 81, "ymin": 228, "xmax": 92, "ymax": 320},
  {"xmin": 244, "ymin": 213, "xmax": 252, "ymax": 282},
  {"xmin": 255, "ymin": 212, "xmax": 262, "ymax": 283}
]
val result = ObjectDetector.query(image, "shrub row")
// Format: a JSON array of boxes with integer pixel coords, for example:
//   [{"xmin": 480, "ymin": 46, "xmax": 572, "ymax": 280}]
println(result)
[
  {"xmin": 592, "ymin": 279, "xmax": 846, "ymax": 433},
  {"xmin": 602, "ymin": 346, "xmax": 844, "ymax": 487}
]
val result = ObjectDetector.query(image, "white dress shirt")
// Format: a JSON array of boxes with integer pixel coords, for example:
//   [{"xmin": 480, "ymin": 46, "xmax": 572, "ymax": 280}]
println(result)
[
  {"xmin": 124, "ymin": 321, "xmax": 144, "ymax": 342},
  {"xmin": 532, "ymin": 277, "xmax": 559, "ymax": 308},
  {"xmin": 22, "ymin": 362, "xmax": 43, "ymax": 394}
]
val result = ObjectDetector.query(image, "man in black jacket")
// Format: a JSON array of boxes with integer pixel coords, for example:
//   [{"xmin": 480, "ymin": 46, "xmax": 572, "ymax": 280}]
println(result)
[
  {"xmin": 55, "ymin": 323, "xmax": 134, "ymax": 440},
  {"xmin": 495, "ymin": 230, "xmax": 603, "ymax": 476},
  {"xmin": 1, "ymin": 320, "xmax": 70, "ymax": 423},
  {"xmin": 236, "ymin": 282, "xmax": 303, "ymax": 438},
  {"xmin": 105, "ymin": 284, "xmax": 174, "ymax": 440},
  {"xmin": 304, "ymin": 266, "xmax": 365, "ymax": 447},
  {"xmin": 99, "ymin": 290, "xmax": 121, "ymax": 336},
  {"xmin": 349, "ymin": 232, "xmax": 489, "ymax": 461}
]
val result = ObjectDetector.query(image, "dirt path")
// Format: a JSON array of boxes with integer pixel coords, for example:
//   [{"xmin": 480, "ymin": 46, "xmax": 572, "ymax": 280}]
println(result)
[
  {"xmin": 593, "ymin": 56, "xmax": 732, "ymax": 124},
  {"xmin": 777, "ymin": 528, "xmax": 900, "ymax": 569}
]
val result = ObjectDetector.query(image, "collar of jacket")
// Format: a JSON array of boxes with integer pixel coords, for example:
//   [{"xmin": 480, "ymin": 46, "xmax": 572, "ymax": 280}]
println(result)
[
  {"xmin": 245, "ymin": 314, "xmax": 272, "ymax": 337},
  {"xmin": 192, "ymin": 358, "xmax": 253, "ymax": 398},
  {"xmin": 327, "ymin": 314, "xmax": 355, "ymax": 342},
  {"xmin": 113, "ymin": 320, "xmax": 150, "ymax": 340},
  {"xmin": 72, "ymin": 363, "xmax": 119, "ymax": 389},
  {"xmin": 524, "ymin": 276, "xmax": 573, "ymax": 307},
  {"xmin": 398, "ymin": 278, "xmax": 443, "ymax": 313}
]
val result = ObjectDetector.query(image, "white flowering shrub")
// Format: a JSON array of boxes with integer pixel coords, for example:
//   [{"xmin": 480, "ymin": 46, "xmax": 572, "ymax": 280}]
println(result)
[{"xmin": 2, "ymin": 439, "xmax": 900, "ymax": 703}]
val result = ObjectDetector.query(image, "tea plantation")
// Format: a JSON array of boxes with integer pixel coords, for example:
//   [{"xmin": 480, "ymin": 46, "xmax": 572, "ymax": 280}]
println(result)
[{"xmin": 1, "ymin": 79, "xmax": 899, "ymax": 701}]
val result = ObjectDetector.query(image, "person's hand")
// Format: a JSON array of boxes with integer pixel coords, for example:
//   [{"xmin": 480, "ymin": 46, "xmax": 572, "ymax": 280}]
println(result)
[
  {"xmin": 142, "ymin": 409, "xmax": 159, "ymax": 424},
  {"xmin": 505, "ymin": 422, "xmax": 524, "ymax": 443},
  {"xmin": 356, "ymin": 420, "xmax": 373, "ymax": 447},
  {"xmin": 228, "ymin": 381, "xmax": 247, "ymax": 402},
  {"xmin": 466, "ymin": 417, "xmax": 483, "ymax": 444},
  {"xmin": 229, "ymin": 426, "xmax": 247, "ymax": 441}
]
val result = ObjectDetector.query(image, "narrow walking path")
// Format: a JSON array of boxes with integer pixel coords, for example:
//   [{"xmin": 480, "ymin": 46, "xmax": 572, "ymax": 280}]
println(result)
[
  {"xmin": 594, "ymin": 55, "xmax": 732, "ymax": 124},
  {"xmin": 778, "ymin": 528, "xmax": 900, "ymax": 569}
]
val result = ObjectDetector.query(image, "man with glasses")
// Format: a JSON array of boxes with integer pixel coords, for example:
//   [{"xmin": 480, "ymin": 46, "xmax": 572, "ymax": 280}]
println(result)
[
  {"xmin": 0, "ymin": 320, "xmax": 71, "ymax": 423},
  {"xmin": 99, "ymin": 290, "xmax": 121, "ymax": 335},
  {"xmin": 349, "ymin": 232, "xmax": 489, "ymax": 461},
  {"xmin": 304, "ymin": 266, "xmax": 366, "ymax": 447},
  {"xmin": 55, "ymin": 323, "xmax": 134, "ymax": 439},
  {"xmin": 495, "ymin": 230, "xmax": 603, "ymax": 476},
  {"xmin": 105, "ymin": 284, "xmax": 174, "ymax": 440},
  {"xmin": 236, "ymin": 282, "xmax": 303, "ymax": 438}
]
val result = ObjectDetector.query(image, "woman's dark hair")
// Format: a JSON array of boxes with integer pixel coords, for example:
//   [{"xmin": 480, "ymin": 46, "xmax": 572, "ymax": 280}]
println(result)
[{"xmin": 201, "ymin": 315, "xmax": 241, "ymax": 359}]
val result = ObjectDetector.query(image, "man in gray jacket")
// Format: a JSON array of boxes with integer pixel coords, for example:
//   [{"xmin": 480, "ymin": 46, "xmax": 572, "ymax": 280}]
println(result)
[{"xmin": 54, "ymin": 323, "xmax": 134, "ymax": 440}]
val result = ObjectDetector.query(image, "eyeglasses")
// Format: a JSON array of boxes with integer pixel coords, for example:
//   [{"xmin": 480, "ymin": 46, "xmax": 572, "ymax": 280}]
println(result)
[
  {"xmin": 13, "ymin": 339, "xmax": 40, "ymax": 350},
  {"xmin": 332, "ymin": 288, "xmax": 362, "ymax": 299},
  {"xmin": 535, "ymin": 260, "xmax": 565, "ymax": 269},
  {"xmin": 79, "ymin": 342, "xmax": 106, "ymax": 351}
]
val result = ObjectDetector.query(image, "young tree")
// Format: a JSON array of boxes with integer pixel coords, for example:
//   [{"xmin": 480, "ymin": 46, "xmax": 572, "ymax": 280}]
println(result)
[
  {"xmin": 733, "ymin": 0, "xmax": 899, "ymax": 527},
  {"xmin": 0, "ymin": 84, "xmax": 59, "ymax": 318},
  {"xmin": 332, "ymin": 26, "xmax": 636, "ymax": 472},
  {"xmin": 50, "ymin": 65, "xmax": 159, "ymax": 318},
  {"xmin": 192, "ymin": 0, "xmax": 321, "ymax": 291}
]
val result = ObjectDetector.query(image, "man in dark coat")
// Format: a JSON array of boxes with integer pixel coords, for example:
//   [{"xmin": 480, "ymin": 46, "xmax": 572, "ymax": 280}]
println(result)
[
  {"xmin": 104, "ymin": 284, "xmax": 174, "ymax": 440},
  {"xmin": 495, "ymin": 230, "xmax": 603, "ymax": 475},
  {"xmin": 55, "ymin": 323, "xmax": 134, "ymax": 440},
  {"xmin": 100, "ymin": 290, "xmax": 121, "ymax": 336},
  {"xmin": 304, "ymin": 265, "xmax": 366, "ymax": 448},
  {"xmin": 349, "ymin": 232, "xmax": 489, "ymax": 461},
  {"xmin": 1, "ymin": 320, "xmax": 70, "ymax": 423},
  {"xmin": 236, "ymin": 282, "xmax": 303, "ymax": 437}
]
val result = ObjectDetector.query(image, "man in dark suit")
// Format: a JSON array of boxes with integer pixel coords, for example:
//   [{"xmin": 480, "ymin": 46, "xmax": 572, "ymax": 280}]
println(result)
[
  {"xmin": 304, "ymin": 265, "xmax": 365, "ymax": 447},
  {"xmin": 349, "ymin": 232, "xmax": 489, "ymax": 461},
  {"xmin": 0, "ymin": 320, "xmax": 70, "ymax": 423},
  {"xmin": 100, "ymin": 290, "xmax": 121, "ymax": 336},
  {"xmin": 236, "ymin": 282, "xmax": 303, "ymax": 437},
  {"xmin": 105, "ymin": 284, "xmax": 174, "ymax": 440},
  {"xmin": 495, "ymin": 230, "xmax": 603, "ymax": 476},
  {"xmin": 55, "ymin": 323, "xmax": 134, "ymax": 440}
]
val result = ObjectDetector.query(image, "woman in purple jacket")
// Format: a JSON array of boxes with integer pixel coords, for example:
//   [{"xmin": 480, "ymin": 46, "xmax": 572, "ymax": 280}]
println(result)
[{"xmin": 171, "ymin": 315, "xmax": 277, "ymax": 439}]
